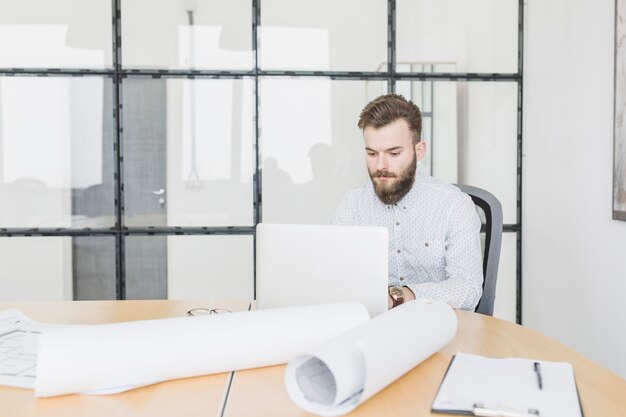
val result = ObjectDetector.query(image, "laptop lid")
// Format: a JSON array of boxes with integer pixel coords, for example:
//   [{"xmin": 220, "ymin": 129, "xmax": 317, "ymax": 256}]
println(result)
[{"xmin": 255, "ymin": 223, "xmax": 389, "ymax": 317}]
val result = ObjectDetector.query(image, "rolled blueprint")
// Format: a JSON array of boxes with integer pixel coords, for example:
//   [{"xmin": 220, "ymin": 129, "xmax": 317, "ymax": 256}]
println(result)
[
  {"xmin": 284, "ymin": 300, "xmax": 457, "ymax": 416},
  {"xmin": 35, "ymin": 302, "xmax": 369, "ymax": 397}
]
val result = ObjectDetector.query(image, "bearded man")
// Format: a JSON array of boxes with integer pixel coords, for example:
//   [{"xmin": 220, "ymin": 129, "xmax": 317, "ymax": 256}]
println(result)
[{"xmin": 331, "ymin": 93, "xmax": 483, "ymax": 310}]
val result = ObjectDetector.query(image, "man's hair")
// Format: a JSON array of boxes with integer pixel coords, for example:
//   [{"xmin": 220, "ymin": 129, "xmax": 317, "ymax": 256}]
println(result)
[{"xmin": 358, "ymin": 93, "xmax": 422, "ymax": 144}]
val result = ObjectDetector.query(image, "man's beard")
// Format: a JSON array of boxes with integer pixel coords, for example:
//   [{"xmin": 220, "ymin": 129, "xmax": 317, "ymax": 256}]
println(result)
[{"xmin": 369, "ymin": 152, "xmax": 417, "ymax": 205}]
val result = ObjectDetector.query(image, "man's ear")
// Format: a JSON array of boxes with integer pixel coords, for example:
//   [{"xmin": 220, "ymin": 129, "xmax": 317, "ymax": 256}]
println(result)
[{"xmin": 415, "ymin": 141, "xmax": 427, "ymax": 161}]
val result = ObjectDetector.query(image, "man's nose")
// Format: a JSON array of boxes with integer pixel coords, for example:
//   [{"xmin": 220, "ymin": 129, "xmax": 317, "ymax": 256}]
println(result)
[{"xmin": 376, "ymin": 154, "xmax": 388, "ymax": 171}]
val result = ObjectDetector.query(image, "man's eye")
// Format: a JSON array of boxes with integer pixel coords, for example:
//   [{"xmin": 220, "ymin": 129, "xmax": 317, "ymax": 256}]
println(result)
[{"xmin": 390, "ymin": 152, "xmax": 400, "ymax": 156}]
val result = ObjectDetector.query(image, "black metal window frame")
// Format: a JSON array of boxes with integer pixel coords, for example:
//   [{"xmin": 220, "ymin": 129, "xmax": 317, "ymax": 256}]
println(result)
[{"xmin": 0, "ymin": 0, "xmax": 524, "ymax": 324}]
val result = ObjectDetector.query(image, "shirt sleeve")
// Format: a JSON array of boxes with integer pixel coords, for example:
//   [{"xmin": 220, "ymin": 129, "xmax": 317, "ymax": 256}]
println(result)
[{"xmin": 405, "ymin": 193, "xmax": 484, "ymax": 310}]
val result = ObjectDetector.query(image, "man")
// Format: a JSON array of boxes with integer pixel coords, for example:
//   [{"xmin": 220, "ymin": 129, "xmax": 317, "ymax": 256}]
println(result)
[{"xmin": 331, "ymin": 93, "xmax": 483, "ymax": 310}]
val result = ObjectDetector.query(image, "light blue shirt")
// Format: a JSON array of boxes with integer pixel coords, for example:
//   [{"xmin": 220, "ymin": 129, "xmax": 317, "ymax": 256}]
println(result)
[{"xmin": 331, "ymin": 172, "xmax": 483, "ymax": 310}]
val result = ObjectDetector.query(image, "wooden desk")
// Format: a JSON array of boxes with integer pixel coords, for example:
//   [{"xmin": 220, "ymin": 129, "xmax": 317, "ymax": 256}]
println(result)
[
  {"xmin": 223, "ymin": 309, "xmax": 626, "ymax": 417},
  {"xmin": 1, "ymin": 302, "xmax": 626, "ymax": 417},
  {"xmin": 0, "ymin": 300, "xmax": 249, "ymax": 417}
]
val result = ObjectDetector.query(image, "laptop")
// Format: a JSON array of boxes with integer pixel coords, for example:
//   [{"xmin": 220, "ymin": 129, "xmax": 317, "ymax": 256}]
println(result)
[{"xmin": 255, "ymin": 223, "xmax": 389, "ymax": 317}]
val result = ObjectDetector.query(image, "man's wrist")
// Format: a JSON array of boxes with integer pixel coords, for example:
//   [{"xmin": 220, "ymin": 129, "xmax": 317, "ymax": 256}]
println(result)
[
  {"xmin": 388, "ymin": 285, "xmax": 405, "ymax": 308},
  {"xmin": 402, "ymin": 286, "xmax": 416, "ymax": 301}
]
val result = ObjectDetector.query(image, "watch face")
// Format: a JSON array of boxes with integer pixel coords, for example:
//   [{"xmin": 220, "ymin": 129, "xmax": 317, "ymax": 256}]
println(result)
[{"xmin": 389, "ymin": 286, "xmax": 403, "ymax": 299}]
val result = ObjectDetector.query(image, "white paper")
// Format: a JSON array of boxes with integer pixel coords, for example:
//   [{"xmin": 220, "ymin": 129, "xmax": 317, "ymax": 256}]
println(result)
[
  {"xmin": 432, "ymin": 352, "xmax": 582, "ymax": 417},
  {"xmin": 284, "ymin": 300, "xmax": 457, "ymax": 416},
  {"xmin": 35, "ymin": 302, "xmax": 369, "ymax": 397},
  {"xmin": 0, "ymin": 309, "xmax": 64, "ymax": 389}
]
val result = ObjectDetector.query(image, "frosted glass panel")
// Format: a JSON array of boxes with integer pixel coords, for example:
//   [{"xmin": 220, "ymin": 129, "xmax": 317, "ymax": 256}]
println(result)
[
  {"xmin": 260, "ymin": 78, "xmax": 387, "ymax": 224},
  {"xmin": 121, "ymin": 0, "xmax": 253, "ymax": 70},
  {"xmin": 0, "ymin": 236, "xmax": 116, "ymax": 301},
  {"xmin": 0, "ymin": 237, "xmax": 72, "ymax": 301},
  {"xmin": 0, "ymin": 76, "xmax": 115, "ymax": 228},
  {"xmin": 0, "ymin": 0, "xmax": 112, "ymax": 69},
  {"xmin": 396, "ymin": 0, "xmax": 518, "ymax": 73},
  {"xmin": 125, "ymin": 236, "xmax": 167, "ymax": 300},
  {"xmin": 462, "ymin": 82, "xmax": 518, "ymax": 224},
  {"xmin": 493, "ymin": 232, "xmax": 517, "ymax": 323},
  {"xmin": 260, "ymin": 0, "xmax": 387, "ymax": 72},
  {"xmin": 396, "ymin": 80, "xmax": 518, "ymax": 224},
  {"xmin": 167, "ymin": 235, "xmax": 253, "ymax": 300},
  {"xmin": 122, "ymin": 78, "xmax": 254, "ymax": 227}
]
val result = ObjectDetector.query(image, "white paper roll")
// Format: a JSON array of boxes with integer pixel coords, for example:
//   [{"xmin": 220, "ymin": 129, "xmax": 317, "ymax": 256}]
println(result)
[
  {"xmin": 284, "ymin": 300, "xmax": 457, "ymax": 416},
  {"xmin": 35, "ymin": 302, "xmax": 369, "ymax": 397}
]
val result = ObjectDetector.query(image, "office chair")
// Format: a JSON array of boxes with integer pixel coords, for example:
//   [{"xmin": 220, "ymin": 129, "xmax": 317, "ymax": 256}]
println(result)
[{"xmin": 455, "ymin": 184, "xmax": 503, "ymax": 316}]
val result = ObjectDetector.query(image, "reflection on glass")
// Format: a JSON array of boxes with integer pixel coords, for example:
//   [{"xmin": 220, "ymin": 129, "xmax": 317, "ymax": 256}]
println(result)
[
  {"xmin": 0, "ymin": 236, "xmax": 115, "ymax": 301},
  {"xmin": 122, "ymin": 78, "xmax": 254, "ymax": 227},
  {"xmin": 0, "ymin": 76, "xmax": 115, "ymax": 228},
  {"xmin": 396, "ymin": 0, "xmax": 518, "ymax": 73},
  {"xmin": 121, "ymin": 0, "xmax": 253, "ymax": 70},
  {"xmin": 0, "ymin": 0, "xmax": 112, "ymax": 69},
  {"xmin": 396, "ymin": 64, "xmax": 458, "ymax": 182},
  {"xmin": 260, "ymin": 78, "xmax": 386, "ymax": 224},
  {"xmin": 396, "ymin": 80, "xmax": 517, "ymax": 224},
  {"xmin": 260, "ymin": 0, "xmax": 387, "ymax": 71}
]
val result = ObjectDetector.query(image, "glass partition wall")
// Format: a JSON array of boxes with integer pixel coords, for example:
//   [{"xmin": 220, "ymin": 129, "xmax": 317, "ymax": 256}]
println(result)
[{"xmin": 0, "ymin": 0, "xmax": 524, "ymax": 323}]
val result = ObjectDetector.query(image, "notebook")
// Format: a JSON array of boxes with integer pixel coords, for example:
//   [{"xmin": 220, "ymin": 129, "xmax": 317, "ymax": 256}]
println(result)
[{"xmin": 255, "ymin": 223, "xmax": 389, "ymax": 317}]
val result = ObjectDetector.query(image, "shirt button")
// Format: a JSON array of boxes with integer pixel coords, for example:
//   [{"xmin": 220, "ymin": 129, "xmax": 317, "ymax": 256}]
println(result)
[
  {"xmin": 400, "ymin": 277, "xmax": 405, "ymax": 281},
  {"xmin": 397, "ymin": 249, "xmax": 401, "ymax": 253},
  {"xmin": 403, "ymin": 207, "xmax": 406, "ymax": 210},
  {"xmin": 425, "ymin": 242, "xmax": 429, "ymax": 247},
  {"xmin": 396, "ymin": 222, "xmax": 400, "ymax": 226}
]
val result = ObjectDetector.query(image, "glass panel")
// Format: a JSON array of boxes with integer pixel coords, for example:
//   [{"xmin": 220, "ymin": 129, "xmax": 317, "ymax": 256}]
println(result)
[
  {"xmin": 493, "ymin": 232, "xmax": 517, "ymax": 323},
  {"xmin": 0, "ymin": 0, "xmax": 112, "ymax": 69},
  {"xmin": 125, "ymin": 235, "xmax": 253, "ymax": 300},
  {"xmin": 396, "ymin": 0, "xmax": 518, "ymax": 73},
  {"xmin": 125, "ymin": 235, "xmax": 167, "ymax": 299},
  {"xmin": 121, "ymin": 0, "xmax": 253, "ymax": 70},
  {"xmin": 260, "ymin": 78, "xmax": 387, "ymax": 224},
  {"xmin": 167, "ymin": 235, "xmax": 253, "ymax": 300},
  {"xmin": 396, "ymin": 81, "xmax": 518, "ymax": 224},
  {"xmin": 122, "ymin": 78, "xmax": 254, "ymax": 227},
  {"xmin": 72, "ymin": 236, "xmax": 117, "ymax": 300},
  {"xmin": 0, "ymin": 236, "xmax": 115, "ymax": 301},
  {"xmin": 260, "ymin": 0, "xmax": 388, "ymax": 72},
  {"xmin": 0, "ymin": 76, "xmax": 116, "ymax": 228}
]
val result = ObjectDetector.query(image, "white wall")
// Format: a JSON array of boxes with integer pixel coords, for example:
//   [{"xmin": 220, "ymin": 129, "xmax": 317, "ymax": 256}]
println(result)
[{"xmin": 524, "ymin": 0, "xmax": 626, "ymax": 379}]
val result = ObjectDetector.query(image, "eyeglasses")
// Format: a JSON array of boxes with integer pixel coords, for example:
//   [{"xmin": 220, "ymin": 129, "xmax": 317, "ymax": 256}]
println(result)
[{"xmin": 187, "ymin": 308, "xmax": 232, "ymax": 317}]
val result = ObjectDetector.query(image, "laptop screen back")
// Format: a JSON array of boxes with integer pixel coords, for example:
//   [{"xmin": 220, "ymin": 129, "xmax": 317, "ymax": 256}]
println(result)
[{"xmin": 255, "ymin": 223, "xmax": 388, "ymax": 317}]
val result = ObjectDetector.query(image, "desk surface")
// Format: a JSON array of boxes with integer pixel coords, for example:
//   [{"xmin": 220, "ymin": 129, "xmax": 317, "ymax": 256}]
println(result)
[
  {"xmin": 0, "ymin": 300, "xmax": 249, "ymax": 417},
  {"xmin": 1, "ymin": 301, "xmax": 625, "ymax": 417}
]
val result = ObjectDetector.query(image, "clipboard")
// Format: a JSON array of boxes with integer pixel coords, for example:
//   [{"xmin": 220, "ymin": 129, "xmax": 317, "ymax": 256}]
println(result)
[{"xmin": 431, "ymin": 352, "xmax": 584, "ymax": 417}]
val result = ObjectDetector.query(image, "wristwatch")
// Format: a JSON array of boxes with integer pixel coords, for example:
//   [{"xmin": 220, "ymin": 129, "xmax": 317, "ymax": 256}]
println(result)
[{"xmin": 389, "ymin": 286, "xmax": 405, "ymax": 308}]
